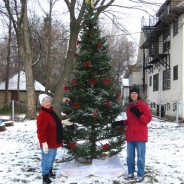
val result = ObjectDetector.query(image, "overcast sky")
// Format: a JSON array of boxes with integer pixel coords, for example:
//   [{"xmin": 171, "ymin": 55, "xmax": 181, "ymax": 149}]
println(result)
[
  {"xmin": 0, "ymin": 0, "xmax": 166, "ymax": 50},
  {"xmin": 34, "ymin": 0, "xmax": 166, "ymax": 46}
]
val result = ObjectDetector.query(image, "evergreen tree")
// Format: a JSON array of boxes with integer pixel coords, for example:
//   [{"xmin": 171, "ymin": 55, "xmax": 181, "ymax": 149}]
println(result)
[{"xmin": 61, "ymin": 4, "xmax": 125, "ymax": 162}]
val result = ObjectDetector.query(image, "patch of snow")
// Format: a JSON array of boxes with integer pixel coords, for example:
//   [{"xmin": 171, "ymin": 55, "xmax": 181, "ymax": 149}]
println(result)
[{"xmin": 0, "ymin": 116, "xmax": 184, "ymax": 183}]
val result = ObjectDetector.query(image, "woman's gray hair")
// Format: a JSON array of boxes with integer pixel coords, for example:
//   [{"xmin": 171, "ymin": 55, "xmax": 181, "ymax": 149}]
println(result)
[{"xmin": 42, "ymin": 96, "xmax": 53, "ymax": 102}]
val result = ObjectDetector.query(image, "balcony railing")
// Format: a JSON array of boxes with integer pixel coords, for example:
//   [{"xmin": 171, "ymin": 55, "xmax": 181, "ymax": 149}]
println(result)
[{"xmin": 148, "ymin": 41, "xmax": 170, "ymax": 56}]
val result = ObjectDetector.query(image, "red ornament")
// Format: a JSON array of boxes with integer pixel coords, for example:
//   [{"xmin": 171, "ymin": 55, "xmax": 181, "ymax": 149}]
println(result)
[
  {"xmin": 69, "ymin": 142, "xmax": 75, "ymax": 149},
  {"xmin": 73, "ymin": 53, "xmax": 77, "ymax": 58},
  {"xmin": 105, "ymin": 101, "xmax": 111, "ymax": 107},
  {"xmin": 84, "ymin": 62, "xmax": 91, "ymax": 68},
  {"xmin": 88, "ymin": 32, "xmax": 92, "ymax": 36},
  {"xmin": 116, "ymin": 91, "xmax": 121, "ymax": 99},
  {"xmin": 98, "ymin": 43, "xmax": 102, "ymax": 49},
  {"xmin": 72, "ymin": 103, "xmax": 80, "ymax": 109},
  {"xmin": 60, "ymin": 140, "xmax": 64, "ymax": 147},
  {"xmin": 63, "ymin": 111, "xmax": 68, "ymax": 115},
  {"xmin": 72, "ymin": 79, "xmax": 77, "ymax": 85},
  {"xmin": 104, "ymin": 79, "xmax": 111, "ymax": 84},
  {"xmin": 93, "ymin": 111, "xmax": 98, "ymax": 118},
  {"xmin": 76, "ymin": 41, "xmax": 81, "ymax": 46},
  {"xmin": 119, "ymin": 127, "xmax": 124, "ymax": 132},
  {"xmin": 103, "ymin": 143, "xmax": 109, "ymax": 150},
  {"xmin": 64, "ymin": 86, "xmax": 70, "ymax": 91},
  {"xmin": 89, "ymin": 79, "xmax": 97, "ymax": 85}
]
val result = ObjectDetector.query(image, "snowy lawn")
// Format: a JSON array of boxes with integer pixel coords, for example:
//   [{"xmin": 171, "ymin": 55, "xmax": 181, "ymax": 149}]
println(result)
[{"xmin": 0, "ymin": 116, "xmax": 184, "ymax": 184}]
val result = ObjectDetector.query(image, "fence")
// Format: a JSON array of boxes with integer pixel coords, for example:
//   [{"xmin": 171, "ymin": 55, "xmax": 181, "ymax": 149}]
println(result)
[
  {"xmin": 0, "ymin": 100, "xmax": 62, "ymax": 122},
  {"xmin": 0, "ymin": 100, "xmax": 37, "ymax": 121}
]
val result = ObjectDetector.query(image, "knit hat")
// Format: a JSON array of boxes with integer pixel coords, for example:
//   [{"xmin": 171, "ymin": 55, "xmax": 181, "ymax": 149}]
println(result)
[
  {"xmin": 39, "ymin": 94, "xmax": 52, "ymax": 105},
  {"xmin": 130, "ymin": 87, "xmax": 139, "ymax": 94}
]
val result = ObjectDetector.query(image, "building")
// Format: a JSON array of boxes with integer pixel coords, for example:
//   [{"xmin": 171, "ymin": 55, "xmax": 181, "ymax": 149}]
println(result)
[
  {"xmin": 128, "ymin": 63, "xmax": 148, "ymax": 101},
  {"xmin": 137, "ymin": 0, "xmax": 184, "ymax": 119},
  {"xmin": 0, "ymin": 71, "xmax": 47, "ymax": 109},
  {"xmin": 121, "ymin": 78, "xmax": 129, "ymax": 105}
]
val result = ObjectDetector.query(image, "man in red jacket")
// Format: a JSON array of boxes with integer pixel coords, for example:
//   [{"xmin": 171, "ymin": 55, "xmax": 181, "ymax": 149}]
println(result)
[
  {"xmin": 37, "ymin": 94, "xmax": 64, "ymax": 184},
  {"xmin": 112, "ymin": 87, "xmax": 152, "ymax": 183}
]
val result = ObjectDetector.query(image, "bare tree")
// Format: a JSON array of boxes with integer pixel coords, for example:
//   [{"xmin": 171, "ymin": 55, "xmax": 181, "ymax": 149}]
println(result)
[
  {"xmin": 33, "ymin": 19, "xmax": 68, "ymax": 92},
  {"xmin": 4, "ymin": 18, "xmax": 12, "ymax": 110},
  {"xmin": 0, "ymin": 16, "xmax": 20, "ymax": 109},
  {"xmin": 30, "ymin": 8, "xmax": 68, "ymax": 93},
  {"xmin": 2, "ymin": 0, "xmax": 36, "ymax": 119},
  {"xmin": 38, "ymin": 0, "xmax": 57, "ymax": 93},
  {"xmin": 0, "ymin": 43, "xmax": 6, "ymax": 82},
  {"xmin": 104, "ymin": 27, "xmax": 136, "ymax": 86}
]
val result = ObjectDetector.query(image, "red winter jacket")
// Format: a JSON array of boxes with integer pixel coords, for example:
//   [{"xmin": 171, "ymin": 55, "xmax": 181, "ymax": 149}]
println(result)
[
  {"xmin": 36, "ymin": 106, "xmax": 63, "ymax": 149},
  {"xmin": 123, "ymin": 100, "xmax": 152, "ymax": 142}
]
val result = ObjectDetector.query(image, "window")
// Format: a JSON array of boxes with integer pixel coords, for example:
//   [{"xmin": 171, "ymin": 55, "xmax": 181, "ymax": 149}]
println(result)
[
  {"xmin": 149, "ymin": 76, "xmax": 152, "ymax": 86},
  {"xmin": 153, "ymin": 102, "xmax": 155, "ymax": 108},
  {"xmin": 151, "ymin": 102, "xmax": 156, "ymax": 108},
  {"xmin": 173, "ymin": 65, "xmax": 178, "ymax": 80},
  {"xmin": 153, "ymin": 73, "xmax": 159, "ymax": 91},
  {"xmin": 163, "ymin": 29, "xmax": 170, "ymax": 52},
  {"xmin": 173, "ymin": 18, "xmax": 178, "ymax": 37},
  {"xmin": 163, "ymin": 70, "xmax": 170, "ymax": 90},
  {"xmin": 173, "ymin": 103, "xmax": 176, "ymax": 111},
  {"xmin": 167, "ymin": 103, "xmax": 170, "ymax": 111}
]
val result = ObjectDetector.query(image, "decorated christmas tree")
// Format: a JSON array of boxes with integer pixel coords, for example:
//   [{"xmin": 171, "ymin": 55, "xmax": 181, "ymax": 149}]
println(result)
[{"xmin": 61, "ymin": 3, "xmax": 125, "ymax": 163}]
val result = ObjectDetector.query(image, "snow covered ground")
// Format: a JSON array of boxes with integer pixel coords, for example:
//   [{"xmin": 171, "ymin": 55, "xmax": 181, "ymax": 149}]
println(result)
[{"xmin": 0, "ymin": 116, "xmax": 184, "ymax": 184}]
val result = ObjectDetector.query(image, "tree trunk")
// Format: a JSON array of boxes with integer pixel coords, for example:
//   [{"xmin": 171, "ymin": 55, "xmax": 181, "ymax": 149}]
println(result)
[
  {"xmin": 3, "ymin": 0, "xmax": 37, "ymax": 119},
  {"xmin": 21, "ymin": 2, "xmax": 36, "ymax": 119},
  {"xmin": 5, "ymin": 18, "xmax": 12, "ymax": 110},
  {"xmin": 45, "ymin": 0, "xmax": 53, "ymax": 94},
  {"xmin": 53, "ymin": 30, "xmax": 79, "ymax": 115},
  {"xmin": 17, "ymin": 49, "xmax": 21, "ymax": 111}
]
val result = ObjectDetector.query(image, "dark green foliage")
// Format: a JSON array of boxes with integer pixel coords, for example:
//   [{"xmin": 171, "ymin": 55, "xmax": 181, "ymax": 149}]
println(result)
[{"xmin": 61, "ymin": 6, "xmax": 125, "ymax": 162}]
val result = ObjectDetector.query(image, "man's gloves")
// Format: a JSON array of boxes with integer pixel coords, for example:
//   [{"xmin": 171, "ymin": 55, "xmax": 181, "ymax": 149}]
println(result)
[
  {"xmin": 62, "ymin": 119, "xmax": 73, "ymax": 126},
  {"xmin": 42, "ymin": 142, "xmax": 49, "ymax": 154},
  {"xmin": 130, "ymin": 106, "xmax": 142, "ymax": 118},
  {"xmin": 112, "ymin": 120, "xmax": 124, "ymax": 128}
]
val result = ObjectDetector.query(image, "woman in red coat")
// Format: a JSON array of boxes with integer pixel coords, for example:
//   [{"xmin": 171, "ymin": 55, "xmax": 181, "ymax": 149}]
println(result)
[
  {"xmin": 37, "ymin": 94, "xmax": 63, "ymax": 184},
  {"xmin": 112, "ymin": 87, "xmax": 152, "ymax": 183}
]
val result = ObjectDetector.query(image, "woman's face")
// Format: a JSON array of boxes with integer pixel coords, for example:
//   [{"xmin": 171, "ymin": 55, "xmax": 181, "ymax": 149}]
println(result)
[
  {"xmin": 131, "ymin": 92, "xmax": 138, "ymax": 102},
  {"xmin": 42, "ymin": 99, "xmax": 52, "ymax": 108}
]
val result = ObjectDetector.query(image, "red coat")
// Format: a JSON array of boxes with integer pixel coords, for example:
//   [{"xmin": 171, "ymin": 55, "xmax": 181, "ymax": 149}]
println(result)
[
  {"xmin": 124, "ymin": 100, "xmax": 152, "ymax": 142},
  {"xmin": 36, "ymin": 106, "xmax": 63, "ymax": 149}
]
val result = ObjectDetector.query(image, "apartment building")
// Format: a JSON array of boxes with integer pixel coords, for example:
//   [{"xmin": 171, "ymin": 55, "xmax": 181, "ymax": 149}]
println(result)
[{"xmin": 135, "ymin": 0, "xmax": 184, "ymax": 119}]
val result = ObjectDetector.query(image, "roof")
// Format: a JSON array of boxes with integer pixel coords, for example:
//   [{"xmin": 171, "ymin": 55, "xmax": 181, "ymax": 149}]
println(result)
[{"xmin": 0, "ymin": 71, "xmax": 45, "ymax": 92}]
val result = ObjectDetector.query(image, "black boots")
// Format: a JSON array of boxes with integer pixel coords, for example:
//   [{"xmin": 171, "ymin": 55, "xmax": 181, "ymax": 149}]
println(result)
[
  {"xmin": 49, "ymin": 169, "xmax": 56, "ymax": 178},
  {"xmin": 43, "ymin": 174, "xmax": 52, "ymax": 184},
  {"xmin": 42, "ymin": 170, "xmax": 55, "ymax": 183}
]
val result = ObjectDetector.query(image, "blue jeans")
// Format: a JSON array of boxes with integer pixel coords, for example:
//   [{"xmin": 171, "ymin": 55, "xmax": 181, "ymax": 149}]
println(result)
[
  {"xmin": 41, "ymin": 148, "xmax": 57, "ymax": 175},
  {"xmin": 126, "ymin": 141, "xmax": 146, "ymax": 177}
]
